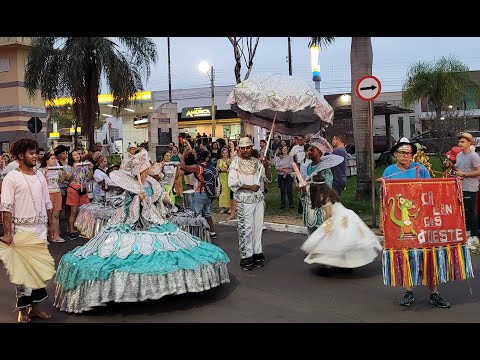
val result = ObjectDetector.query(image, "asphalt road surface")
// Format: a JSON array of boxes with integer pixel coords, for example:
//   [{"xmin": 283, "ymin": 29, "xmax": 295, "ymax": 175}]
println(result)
[{"xmin": 0, "ymin": 224, "xmax": 479, "ymax": 323}]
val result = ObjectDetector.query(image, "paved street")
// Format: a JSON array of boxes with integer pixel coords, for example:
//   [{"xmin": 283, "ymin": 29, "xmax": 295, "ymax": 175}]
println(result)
[{"xmin": 0, "ymin": 224, "xmax": 479, "ymax": 323}]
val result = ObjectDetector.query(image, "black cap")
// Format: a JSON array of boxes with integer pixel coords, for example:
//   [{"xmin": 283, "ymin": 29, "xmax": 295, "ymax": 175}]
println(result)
[{"xmin": 390, "ymin": 137, "xmax": 417, "ymax": 156}]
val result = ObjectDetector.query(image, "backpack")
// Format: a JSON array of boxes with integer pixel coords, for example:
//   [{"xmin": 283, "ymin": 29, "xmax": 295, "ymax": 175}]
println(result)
[{"xmin": 194, "ymin": 162, "xmax": 221, "ymax": 198}]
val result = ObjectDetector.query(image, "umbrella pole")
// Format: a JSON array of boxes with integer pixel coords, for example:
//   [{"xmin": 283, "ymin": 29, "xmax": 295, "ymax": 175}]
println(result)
[
  {"xmin": 263, "ymin": 112, "xmax": 277, "ymax": 159},
  {"xmin": 256, "ymin": 113, "xmax": 276, "ymax": 185}
]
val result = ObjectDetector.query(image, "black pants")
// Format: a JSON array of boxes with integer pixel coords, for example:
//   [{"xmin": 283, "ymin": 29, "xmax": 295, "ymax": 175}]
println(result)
[
  {"xmin": 463, "ymin": 191, "xmax": 478, "ymax": 237},
  {"xmin": 332, "ymin": 181, "xmax": 347, "ymax": 197},
  {"xmin": 16, "ymin": 286, "xmax": 48, "ymax": 309},
  {"xmin": 278, "ymin": 175, "xmax": 294, "ymax": 207}
]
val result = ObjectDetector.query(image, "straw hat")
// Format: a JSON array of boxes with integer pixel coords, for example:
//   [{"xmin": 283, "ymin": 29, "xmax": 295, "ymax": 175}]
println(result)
[{"xmin": 458, "ymin": 132, "xmax": 474, "ymax": 143}]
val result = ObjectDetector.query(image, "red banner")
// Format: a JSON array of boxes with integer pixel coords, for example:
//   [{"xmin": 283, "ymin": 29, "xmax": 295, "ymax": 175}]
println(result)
[{"xmin": 382, "ymin": 178, "xmax": 466, "ymax": 250}]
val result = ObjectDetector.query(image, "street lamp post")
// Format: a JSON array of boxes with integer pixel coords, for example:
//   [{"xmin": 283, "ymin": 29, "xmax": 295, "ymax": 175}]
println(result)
[
  {"xmin": 199, "ymin": 61, "xmax": 216, "ymax": 137},
  {"xmin": 310, "ymin": 45, "xmax": 321, "ymax": 93},
  {"xmin": 310, "ymin": 45, "xmax": 324, "ymax": 136}
]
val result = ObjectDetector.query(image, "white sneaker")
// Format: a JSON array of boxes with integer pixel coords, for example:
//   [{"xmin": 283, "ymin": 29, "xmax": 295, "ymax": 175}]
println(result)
[
  {"xmin": 51, "ymin": 236, "xmax": 65, "ymax": 243},
  {"xmin": 467, "ymin": 236, "xmax": 479, "ymax": 249}
]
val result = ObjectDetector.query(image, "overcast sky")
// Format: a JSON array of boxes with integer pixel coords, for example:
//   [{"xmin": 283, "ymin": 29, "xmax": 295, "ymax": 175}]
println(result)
[{"xmin": 140, "ymin": 37, "xmax": 480, "ymax": 95}]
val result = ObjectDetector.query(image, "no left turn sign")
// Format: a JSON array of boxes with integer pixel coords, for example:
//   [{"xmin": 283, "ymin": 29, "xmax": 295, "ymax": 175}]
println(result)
[{"xmin": 355, "ymin": 75, "xmax": 381, "ymax": 102}]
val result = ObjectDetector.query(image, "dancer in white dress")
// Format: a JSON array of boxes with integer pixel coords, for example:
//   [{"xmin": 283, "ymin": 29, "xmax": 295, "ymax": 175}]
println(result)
[{"xmin": 300, "ymin": 174, "xmax": 382, "ymax": 269}]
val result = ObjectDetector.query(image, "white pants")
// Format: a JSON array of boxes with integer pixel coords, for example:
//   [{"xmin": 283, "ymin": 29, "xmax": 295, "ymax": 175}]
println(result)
[{"xmin": 237, "ymin": 200, "xmax": 264, "ymax": 260}]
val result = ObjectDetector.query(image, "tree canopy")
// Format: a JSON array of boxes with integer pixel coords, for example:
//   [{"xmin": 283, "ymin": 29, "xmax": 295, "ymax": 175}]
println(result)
[
  {"xmin": 24, "ymin": 37, "xmax": 158, "ymax": 150},
  {"xmin": 402, "ymin": 55, "xmax": 480, "ymax": 119}
]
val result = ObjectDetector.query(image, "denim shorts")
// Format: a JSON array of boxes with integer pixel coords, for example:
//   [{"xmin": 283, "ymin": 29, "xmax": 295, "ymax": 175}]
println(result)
[{"xmin": 192, "ymin": 191, "xmax": 212, "ymax": 218}]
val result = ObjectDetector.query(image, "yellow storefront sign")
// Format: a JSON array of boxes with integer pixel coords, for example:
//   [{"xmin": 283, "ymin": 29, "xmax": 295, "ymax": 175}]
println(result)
[
  {"xmin": 69, "ymin": 127, "xmax": 81, "ymax": 135},
  {"xmin": 185, "ymin": 107, "xmax": 211, "ymax": 118},
  {"xmin": 45, "ymin": 91, "xmax": 152, "ymax": 107}
]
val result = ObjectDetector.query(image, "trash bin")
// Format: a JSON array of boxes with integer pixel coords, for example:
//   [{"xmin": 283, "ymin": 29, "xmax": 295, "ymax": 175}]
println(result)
[
  {"xmin": 182, "ymin": 189, "xmax": 195, "ymax": 210},
  {"xmin": 346, "ymin": 157, "xmax": 357, "ymax": 176}
]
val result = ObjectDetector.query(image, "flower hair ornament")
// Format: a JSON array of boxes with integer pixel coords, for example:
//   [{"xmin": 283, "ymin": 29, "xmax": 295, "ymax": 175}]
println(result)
[
  {"xmin": 305, "ymin": 131, "xmax": 333, "ymax": 154},
  {"xmin": 92, "ymin": 151, "xmax": 106, "ymax": 164},
  {"xmin": 148, "ymin": 162, "xmax": 165, "ymax": 179},
  {"xmin": 122, "ymin": 149, "xmax": 152, "ymax": 177}
]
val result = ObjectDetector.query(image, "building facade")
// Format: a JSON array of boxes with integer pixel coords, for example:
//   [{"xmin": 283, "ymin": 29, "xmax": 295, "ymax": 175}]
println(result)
[
  {"xmin": 0, "ymin": 37, "xmax": 47, "ymax": 151},
  {"xmin": 7, "ymin": 39, "xmax": 480, "ymax": 158}
]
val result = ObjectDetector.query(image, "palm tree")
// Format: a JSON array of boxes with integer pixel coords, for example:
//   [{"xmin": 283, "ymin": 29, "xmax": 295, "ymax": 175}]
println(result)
[
  {"xmin": 402, "ymin": 55, "xmax": 480, "ymax": 120},
  {"xmin": 350, "ymin": 38, "xmax": 373, "ymax": 197},
  {"xmin": 308, "ymin": 37, "xmax": 336, "ymax": 49},
  {"xmin": 24, "ymin": 37, "xmax": 158, "ymax": 151},
  {"xmin": 309, "ymin": 37, "xmax": 373, "ymax": 198}
]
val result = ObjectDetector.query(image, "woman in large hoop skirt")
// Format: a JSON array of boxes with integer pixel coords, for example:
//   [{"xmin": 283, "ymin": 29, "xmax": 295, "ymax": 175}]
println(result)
[{"xmin": 54, "ymin": 149, "xmax": 230, "ymax": 313}]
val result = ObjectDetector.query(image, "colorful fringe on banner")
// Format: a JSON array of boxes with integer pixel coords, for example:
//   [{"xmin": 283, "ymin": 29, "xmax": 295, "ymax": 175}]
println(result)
[{"xmin": 382, "ymin": 244, "xmax": 474, "ymax": 287}]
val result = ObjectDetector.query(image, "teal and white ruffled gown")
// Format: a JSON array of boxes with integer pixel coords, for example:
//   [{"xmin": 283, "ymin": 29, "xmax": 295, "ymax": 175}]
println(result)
[{"xmin": 54, "ymin": 176, "xmax": 230, "ymax": 313}]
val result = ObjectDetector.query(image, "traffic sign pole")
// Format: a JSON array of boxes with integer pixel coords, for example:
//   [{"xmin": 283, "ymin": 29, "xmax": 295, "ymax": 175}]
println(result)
[
  {"xmin": 368, "ymin": 101, "xmax": 376, "ymax": 228},
  {"xmin": 356, "ymin": 75, "xmax": 382, "ymax": 228},
  {"xmin": 356, "ymin": 75, "xmax": 381, "ymax": 102},
  {"xmin": 34, "ymin": 117, "xmax": 37, "ymax": 141}
]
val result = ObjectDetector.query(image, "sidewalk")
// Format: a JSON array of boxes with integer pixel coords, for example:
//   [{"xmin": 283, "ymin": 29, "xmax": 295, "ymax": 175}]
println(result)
[{"xmin": 212, "ymin": 212, "xmax": 384, "ymax": 236}]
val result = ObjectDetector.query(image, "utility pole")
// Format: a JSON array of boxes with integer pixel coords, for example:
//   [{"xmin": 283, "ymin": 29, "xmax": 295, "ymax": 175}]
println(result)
[
  {"xmin": 167, "ymin": 37, "xmax": 172, "ymax": 103},
  {"xmin": 287, "ymin": 37, "xmax": 292, "ymax": 75},
  {"xmin": 210, "ymin": 66, "xmax": 215, "ymax": 137}
]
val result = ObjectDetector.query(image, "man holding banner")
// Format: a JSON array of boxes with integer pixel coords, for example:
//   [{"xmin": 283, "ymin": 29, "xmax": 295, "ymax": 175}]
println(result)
[{"xmin": 380, "ymin": 138, "xmax": 474, "ymax": 308}]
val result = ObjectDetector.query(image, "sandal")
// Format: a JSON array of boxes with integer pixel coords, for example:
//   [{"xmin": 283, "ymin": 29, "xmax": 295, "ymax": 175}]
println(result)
[
  {"xmin": 17, "ymin": 309, "xmax": 31, "ymax": 323},
  {"xmin": 29, "ymin": 309, "xmax": 51, "ymax": 319}
]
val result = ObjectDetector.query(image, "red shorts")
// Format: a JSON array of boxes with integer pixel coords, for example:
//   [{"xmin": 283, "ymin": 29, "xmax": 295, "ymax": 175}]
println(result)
[{"xmin": 66, "ymin": 184, "xmax": 90, "ymax": 206}]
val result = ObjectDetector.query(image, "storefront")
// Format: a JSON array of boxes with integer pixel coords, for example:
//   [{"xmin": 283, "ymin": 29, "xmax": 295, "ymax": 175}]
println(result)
[
  {"xmin": 46, "ymin": 91, "xmax": 155, "ymax": 153},
  {"xmin": 178, "ymin": 106, "xmax": 253, "ymax": 141}
]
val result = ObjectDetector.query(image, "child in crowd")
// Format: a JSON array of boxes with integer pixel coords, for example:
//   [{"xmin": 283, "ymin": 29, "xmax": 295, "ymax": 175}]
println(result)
[
  {"xmin": 40, "ymin": 151, "xmax": 66, "ymax": 242},
  {"xmin": 300, "ymin": 174, "xmax": 382, "ymax": 271}
]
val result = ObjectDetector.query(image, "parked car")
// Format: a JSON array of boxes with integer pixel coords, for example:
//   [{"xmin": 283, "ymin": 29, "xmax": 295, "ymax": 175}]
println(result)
[
  {"xmin": 345, "ymin": 135, "xmax": 397, "ymax": 155},
  {"xmin": 409, "ymin": 130, "xmax": 480, "ymax": 153},
  {"xmin": 409, "ymin": 131, "xmax": 444, "ymax": 153}
]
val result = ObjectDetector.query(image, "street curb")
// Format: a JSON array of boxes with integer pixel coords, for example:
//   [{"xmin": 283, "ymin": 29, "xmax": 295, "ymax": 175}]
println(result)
[
  {"xmin": 219, "ymin": 219, "xmax": 386, "ymax": 240},
  {"xmin": 219, "ymin": 219, "xmax": 308, "ymax": 235}
]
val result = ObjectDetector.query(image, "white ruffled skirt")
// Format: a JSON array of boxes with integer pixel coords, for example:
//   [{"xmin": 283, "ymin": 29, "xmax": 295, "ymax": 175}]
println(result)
[{"xmin": 301, "ymin": 202, "xmax": 382, "ymax": 268}]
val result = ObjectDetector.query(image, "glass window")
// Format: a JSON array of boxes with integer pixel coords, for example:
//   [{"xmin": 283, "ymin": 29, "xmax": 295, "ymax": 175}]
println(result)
[
  {"xmin": 223, "ymin": 125, "xmax": 241, "ymax": 139},
  {"xmin": 465, "ymin": 90, "xmax": 477, "ymax": 110},
  {"xmin": 409, "ymin": 116, "xmax": 416, "ymax": 137},
  {"xmin": 398, "ymin": 116, "xmax": 404, "ymax": 138},
  {"xmin": 179, "ymin": 127, "xmax": 197, "ymax": 137}
]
